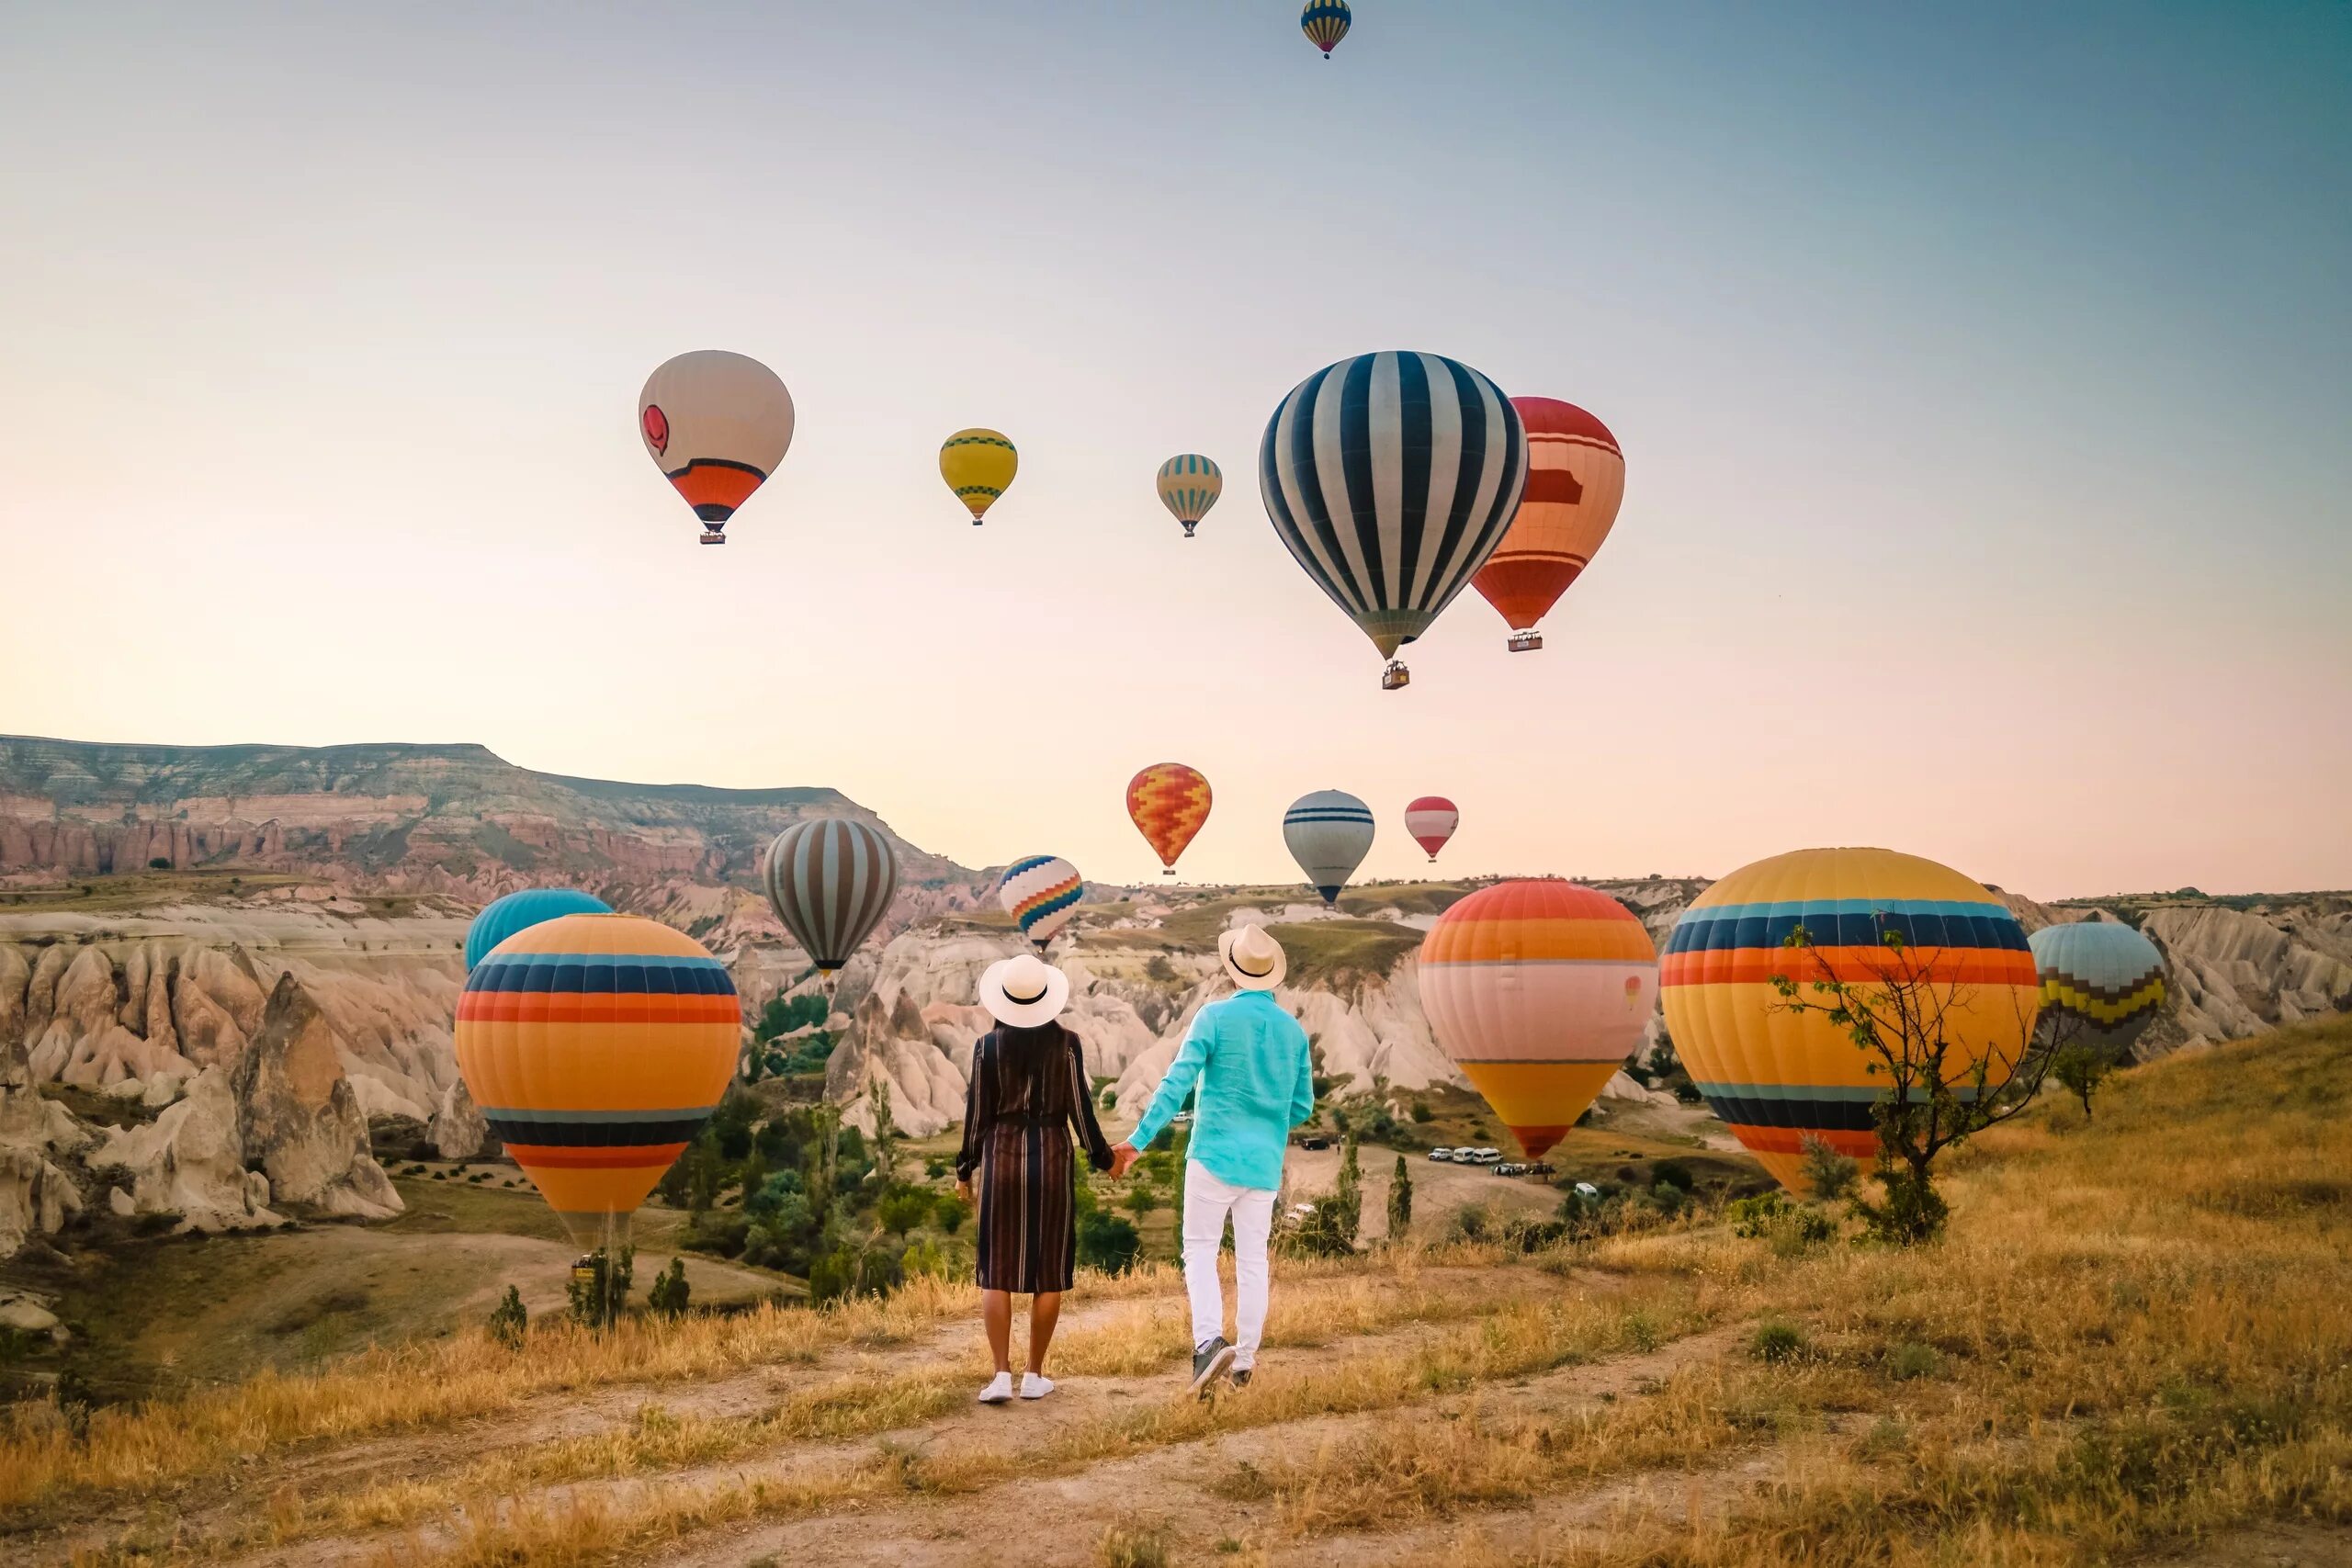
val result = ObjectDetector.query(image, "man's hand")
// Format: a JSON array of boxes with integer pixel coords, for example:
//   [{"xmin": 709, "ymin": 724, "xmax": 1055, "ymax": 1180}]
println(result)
[{"xmin": 1109, "ymin": 1142, "xmax": 1139, "ymax": 1180}]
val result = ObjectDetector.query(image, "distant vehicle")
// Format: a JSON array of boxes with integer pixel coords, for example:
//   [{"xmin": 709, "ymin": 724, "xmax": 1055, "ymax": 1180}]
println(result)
[
  {"xmin": 1573, "ymin": 1180, "xmax": 1601, "ymax": 1199},
  {"xmin": 1529, "ymin": 1162, "xmax": 1556, "ymax": 1177},
  {"xmin": 1298, "ymin": 1134, "xmax": 1330, "ymax": 1151},
  {"xmin": 1171, "ymin": 1111, "xmax": 1193, "ymax": 1125},
  {"xmin": 1428, "ymin": 1147, "xmax": 1454, "ymax": 1162},
  {"xmin": 1495, "ymin": 1162, "xmax": 1530, "ymax": 1177},
  {"xmin": 1467, "ymin": 1147, "xmax": 1501, "ymax": 1165}
]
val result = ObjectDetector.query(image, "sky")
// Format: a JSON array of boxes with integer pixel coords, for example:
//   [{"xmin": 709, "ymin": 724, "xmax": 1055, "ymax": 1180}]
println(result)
[{"xmin": 2, "ymin": 2, "xmax": 2347, "ymax": 900}]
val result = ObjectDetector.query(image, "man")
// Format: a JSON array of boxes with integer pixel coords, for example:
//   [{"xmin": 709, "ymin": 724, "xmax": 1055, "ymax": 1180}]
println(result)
[{"xmin": 1112, "ymin": 923, "xmax": 1315, "ymax": 1395}]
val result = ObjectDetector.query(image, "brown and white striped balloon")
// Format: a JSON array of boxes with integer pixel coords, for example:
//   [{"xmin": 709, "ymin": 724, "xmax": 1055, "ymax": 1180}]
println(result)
[{"xmin": 762, "ymin": 818, "xmax": 899, "ymax": 976}]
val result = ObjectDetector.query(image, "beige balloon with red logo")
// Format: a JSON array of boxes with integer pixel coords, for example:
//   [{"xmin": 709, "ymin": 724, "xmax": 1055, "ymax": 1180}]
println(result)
[{"xmin": 637, "ymin": 350, "xmax": 796, "ymax": 544}]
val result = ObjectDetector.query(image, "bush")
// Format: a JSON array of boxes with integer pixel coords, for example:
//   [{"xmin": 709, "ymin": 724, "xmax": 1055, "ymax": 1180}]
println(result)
[
  {"xmin": 1750, "ymin": 1320, "xmax": 1808, "ymax": 1363},
  {"xmin": 933, "ymin": 1191, "xmax": 970, "ymax": 1235},
  {"xmin": 1409, "ymin": 1100, "xmax": 1433, "ymax": 1123},
  {"xmin": 683, "ymin": 1213, "xmax": 751, "ymax": 1259},
  {"xmin": 1798, "ymin": 1135, "xmax": 1860, "ymax": 1201},
  {"xmin": 1885, "ymin": 1340, "xmax": 1940, "ymax": 1382},
  {"xmin": 876, "ymin": 1188, "xmax": 934, "ymax": 1236},
  {"xmin": 902, "ymin": 1235, "xmax": 956, "ymax": 1280},
  {"xmin": 1447, "ymin": 1202, "xmax": 1494, "ymax": 1244},
  {"xmin": 487, "ymin": 1284, "xmax": 527, "ymax": 1348},
  {"xmin": 648, "ymin": 1257, "xmax": 691, "ymax": 1317},
  {"xmin": 1650, "ymin": 1160, "xmax": 1694, "ymax": 1192},
  {"xmin": 1078, "ymin": 1211, "xmax": 1142, "ymax": 1274},
  {"xmin": 148, "ymin": 857, "xmax": 173, "ymax": 870}
]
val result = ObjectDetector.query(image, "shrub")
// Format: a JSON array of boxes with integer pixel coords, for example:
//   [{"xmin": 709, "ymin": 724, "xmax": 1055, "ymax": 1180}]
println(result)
[
  {"xmin": 1886, "ymin": 1340, "xmax": 1940, "ymax": 1382},
  {"xmin": 902, "ymin": 1235, "xmax": 956, "ymax": 1280},
  {"xmin": 933, "ymin": 1192, "xmax": 970, "ymax": 1235},
  {"xmin": 1448, "ymin": 1202, "xmax": 1493, "ymax": 1243},
  {"xmin": 148, "ymin": 857, "xmax": 173, "ymax": 870},
  {"xmin": 1078, "ymin": 1211, "xmax": 1142, "ymax": 1274},
  {"xmin": 487, "ymin": 1285, "xmax": 527, "ymax": 1348},
  {"xmin": 876, "ymin": 1189, "xmax": 934, "ymax": 1236},
  {"xmin": 1649, "ymin": 1160, "xmax": 1694, "ymax": 1192},
  {"xmin": 1798, "ymin": 1134, "xmax": 1861, "ymax": 1201},
  {"xmin": 1409, "ymin": 1100, "xmax": 1433, "ymax": 1123},
  {"xmin": 648, "ymin": 1258, "xmax": 691, "ymax": 1318},
  {"xmin": 1750, "ymin": 1320, "xmax": 1808, "ymax": 1362},
  {"xmin": 1098, "ymin": 1517, "xmax": 1170, "ymax": 1568}
]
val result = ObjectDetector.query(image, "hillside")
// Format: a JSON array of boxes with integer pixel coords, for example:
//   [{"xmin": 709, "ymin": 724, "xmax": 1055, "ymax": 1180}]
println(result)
[{"xmin": 2, "ymin": 1016, "xmax": 2345, "ymax": 1566}]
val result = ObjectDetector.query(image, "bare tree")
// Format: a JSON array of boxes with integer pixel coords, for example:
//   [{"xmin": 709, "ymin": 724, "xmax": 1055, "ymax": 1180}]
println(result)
[{"xmin": 1770, "ymin": 922, "xmax": 2054, "ymax": 1244}]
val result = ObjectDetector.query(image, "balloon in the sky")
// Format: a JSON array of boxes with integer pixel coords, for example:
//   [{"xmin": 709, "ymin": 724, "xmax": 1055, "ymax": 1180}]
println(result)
[
  {"xmin": 1402, "ymin": 797, "xmax": 1459, "ymax": 863},
  {"xmin": 1260, "ymin": 352, "xmax": 1528, "ymax": 689},
  {"xmin": 999, "ymin": 855, "xmax": 1083, "ymax": 951},
  {"xmin": 1127, "ymin": 763, "xmax": 1213, "ymax": 876},
  {"xmin": 1421, "ymin": 881, "xmax": 1658, "ymax": 1159},
  {"xmin": 941, "ymin": 429, "xmax": 1019, "ymax": 525},
  {"xmin": 763, "ymin": 818, "xmax": 899, "ymax": 977},
  {"xmin": 639, "ymin": 350, "xmax": 796, "ymax": 545},
  {"xmin": 1156, "ymin": 455, "xmax": 1223, "ymax": 537},
  {"xmin": 464, "ymin": 888, "xmax": 611, "ymax": 973},
  {"xmin": 1472, "ymin": 398, "xmax": 1626, "ymax": 652},
  {"xmin": 1659, "ymin": 848, "xmax": 2039, "ymax": 1193},
  {"xmin": 1283, "ymin": 790, "xmax": 1374, "ymax": 907},
  {"xmin": 2029, "ymin": 920, "xmax": 2166, "ymax": 1053},
  {"xmin": 455, "ymin": 913, "xmax": 739, "ymax": 1243},
  {"xmin": 1301, "ymin": 0, "xmax": 1351, "ymax": 57}
]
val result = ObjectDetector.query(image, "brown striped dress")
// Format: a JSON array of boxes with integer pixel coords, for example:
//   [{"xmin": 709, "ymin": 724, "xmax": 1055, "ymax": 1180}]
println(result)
[{"xmin": 956, "ymin": 1021, "xmax": 1114, "ymax": 1293}]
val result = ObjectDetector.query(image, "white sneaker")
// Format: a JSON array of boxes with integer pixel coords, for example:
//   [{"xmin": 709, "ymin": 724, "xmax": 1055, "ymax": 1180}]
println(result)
[
  {"xmin": 977, "ymin": 1372, "xmax": 1014, "ymax": 1404},
  {"xmin": 1020, "ymin": 1372, "xmax": 1054, "ymax": 1400}
]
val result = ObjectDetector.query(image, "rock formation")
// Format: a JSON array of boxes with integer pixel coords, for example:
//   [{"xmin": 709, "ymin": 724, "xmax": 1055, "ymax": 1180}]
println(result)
[
  {"xmin": 85, "ymin": 1067, "xmax": 279, "ymax": 1235},
  {"xmin": 231, "ymin": 975, "xmax": 401, "ymax": 1219}
]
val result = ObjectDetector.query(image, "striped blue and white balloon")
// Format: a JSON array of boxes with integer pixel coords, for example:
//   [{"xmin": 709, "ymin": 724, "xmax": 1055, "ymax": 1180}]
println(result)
[
  {"xmin": 1283, "ymin": 789, "xmax": 1375, "ymax": 907},
  {"xmin": 1156, "ymin": 454, "xmax": 1223, "ymax": 536},
  {"xmin": 1259, "ymin": 351, "xmax": 1527, "ymax": 684}
]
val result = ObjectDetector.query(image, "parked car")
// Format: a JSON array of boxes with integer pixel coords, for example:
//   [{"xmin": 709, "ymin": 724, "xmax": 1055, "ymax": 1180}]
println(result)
[
  {"xmin": 1171, "ymin": 1111, "xmax": 1193, "ymax": 1125},
  {"xmin": 1529, "ymin": 1162, "xmax": 1556, "ymax": 1177},
  {"xmin": 1428, "ymin": 1147, "xmax": 1454, "ymax": 1162},
  {"xmin": 1495, "ymin": 1162, "xmax": 1530, "ymax": 1177},
  {"xmin": 1297, "ymin": 1134, "xmax": 1329, "ymax": 1151},
  {"xmin": 1466, "ymin": 1147, "xmax": 1501, "ymax": 1165}
]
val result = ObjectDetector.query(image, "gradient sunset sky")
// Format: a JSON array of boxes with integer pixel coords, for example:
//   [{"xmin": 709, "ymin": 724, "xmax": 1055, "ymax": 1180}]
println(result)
[{"xmin": 3, "ymin": 2, "xmax": 2346, "ymax": 899}]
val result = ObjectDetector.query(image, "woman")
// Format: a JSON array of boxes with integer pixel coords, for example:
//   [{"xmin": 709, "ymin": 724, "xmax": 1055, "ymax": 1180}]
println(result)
[{"xmin": 956, "ymin": 953, "xmax": 1114, "ymax": 1404}]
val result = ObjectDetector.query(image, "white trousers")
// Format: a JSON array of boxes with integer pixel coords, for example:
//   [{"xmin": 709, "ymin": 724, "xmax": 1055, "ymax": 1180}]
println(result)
[{"xmin": 1181, "ymin": 1163, "xmax": 1277, "ymax": 1368}]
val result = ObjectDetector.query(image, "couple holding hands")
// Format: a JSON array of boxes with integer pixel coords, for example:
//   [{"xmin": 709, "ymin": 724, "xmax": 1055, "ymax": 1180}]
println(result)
[{"xmin": 953, "ymin": 924, "xmax": 1312, "ymax": 1404}]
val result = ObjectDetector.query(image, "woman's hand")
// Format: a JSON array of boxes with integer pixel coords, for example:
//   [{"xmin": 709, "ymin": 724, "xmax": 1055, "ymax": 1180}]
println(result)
[{"xmin": 956, "ymin": 1177, "xmax": 974, "ymax": 1205}]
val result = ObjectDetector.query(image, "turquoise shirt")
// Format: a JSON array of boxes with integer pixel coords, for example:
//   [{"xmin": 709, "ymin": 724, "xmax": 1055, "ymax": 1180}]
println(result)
[{"xmin": 1130, "ymin": 991, "xmax": 1316, "ymax": 1191}]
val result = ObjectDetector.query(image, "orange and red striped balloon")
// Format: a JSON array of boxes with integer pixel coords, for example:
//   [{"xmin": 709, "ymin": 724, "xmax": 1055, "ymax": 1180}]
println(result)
[
  {"xmin": 454, "ymin": 913, "xmax": 740, "ymax": 1239},
  {"xmin": 1471, "ymin": 398, "xmax": 1624, "ymax": 651},
  {"xmin": 1126, "ymin": 763, "xmax": 1212, "ymax": 876},
  {"xmin": 1419, "ymin": 880, "xmax": 1658, "ymax": 1159}
]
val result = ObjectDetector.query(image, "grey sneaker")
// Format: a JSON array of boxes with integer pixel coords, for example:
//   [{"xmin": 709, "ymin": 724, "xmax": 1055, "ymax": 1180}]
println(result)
[{"xmin": 1188, "ymin": 1337, "xmax": 1236, "ymax": 1398}]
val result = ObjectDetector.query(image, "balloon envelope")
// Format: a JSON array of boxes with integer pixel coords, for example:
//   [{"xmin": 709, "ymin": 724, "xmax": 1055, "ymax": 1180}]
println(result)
[
  {"xmin": 941, "ymin": 429, "xmax": 1018, "ymax": 523},
  {"xmin": 2030, "ymin": 920, "xmax": 2165, "ymax": 1051},
  {"xmin": 1301, "ymin": 0, "xmax": 1351, "ymax": 54},
  {"xmin": 1421, "ymin": 881, "xmax": 1658, "ymax": 1159},
  {"xmin": 1127, "ymin": 764, "xmax": 1212, "ymax": 874},
  {"xmin": 763, "ymin": 818, "xmax": 899, "ymax": 975},
  {"xmin": 455, "ymin": 913, "xmax": 740, "ymax": 1242},
  {"xmin": 1259, "ymin": 351, "xmax": 1527, "ymax": 680},
  {"xmin": 999, "ymin": 855, "xmax": 1083, "ymax": 950},
  {"xmin": 1472, "ymin": 398, "xmax": 1625, "ymax": 649},
  {"xmin": 1659, "ymin": 848, "xmax": 2039, "ymax": 1192},
  {"xmin": 1403, "ymin": 796, "xmax": 1459, "ymax": 862},
  {"xmin": 465, "ymin": 888, "xmax": 611, "ymax": 973},
  {"xmin": 639, "ymin": 350, "xmax": 796, "ymax": 542},
  {"xmin": 1156, "ymin": 454, "xmax": 1223, "ymax": 536},
  {"xmin": 1283, "ymin": 790, "xmax": 1374, "ymax": 907}
]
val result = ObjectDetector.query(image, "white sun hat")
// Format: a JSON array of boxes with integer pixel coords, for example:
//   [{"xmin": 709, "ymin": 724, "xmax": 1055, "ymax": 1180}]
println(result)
[
  {"xmin": 1217, "ymin": 923, "xmax": 1286, "ymax": 991},
  {"xmin": 978, "ymin": 953, "xmax": 1071, "ymax": 1028}
]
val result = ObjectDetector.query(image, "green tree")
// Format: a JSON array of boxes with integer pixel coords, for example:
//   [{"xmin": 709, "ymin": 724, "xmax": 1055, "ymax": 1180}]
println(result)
[
  {"xmin": 1386, "ymin": 1154, "xmax": 1413, "ymax": 1239},
  {"xmin": 876, "ymin": 1187, "xmax": 934, "ymax": 1235},
  {"xmin": 1121, "ymin": 1183, "xmax": 1160, "ymax": 1220},
  {"xmin": 1770, "ymin": 922, "xmax": 2059, "ymax": 1245},
  {"xmin": 1798, "ymin": 1134, "xmax": 1860, "ymax": 1202},
  {"xmin": 1329, "ymin": 1133, "xmax": 1363, "ymax": 1247},
  {"xmin": 647, "ymin": 1257, "xmax": 691, "ymax": 1317},
  {"xmin": 868, "ymin": 1078, "xmax": 900, "ymax": 1188},
  {"xmin": 487, "ymin": 1284, "xmax": 527, "ymax": 1348},
  {"xmin": 567, "ymin": 1245, "xmax": 635, "ymax": 1328},
  {"xmin": 1078, "ymin": 1210, "xmax": 1142, "ymax": 1274}
]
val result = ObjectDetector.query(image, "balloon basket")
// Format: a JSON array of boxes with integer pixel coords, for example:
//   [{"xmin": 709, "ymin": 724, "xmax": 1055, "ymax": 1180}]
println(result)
[
  {"xmin": 1380, "ymin": 661, "xmax": 1411, "ymax": 691},
  {"xmin": 1162, "ymin": 868, "xmax": 1176, "ymax": 877},
  {"xmin": 1507, "ymin": 629, "xmax": 1542, "ymax": 652},
  {"xmin": 1181, "ymin": 524, "xmax": 1197, "ymax": 537},
  {"xmin": 699, "ymin": 531, "xmax": 728, "ymax": 545}
]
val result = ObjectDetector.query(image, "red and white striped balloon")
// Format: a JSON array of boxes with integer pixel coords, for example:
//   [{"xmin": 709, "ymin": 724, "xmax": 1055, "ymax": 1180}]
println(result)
[{"xmin": 1403, "ymin": 796, "xmax": 1459, "ymax": 863}]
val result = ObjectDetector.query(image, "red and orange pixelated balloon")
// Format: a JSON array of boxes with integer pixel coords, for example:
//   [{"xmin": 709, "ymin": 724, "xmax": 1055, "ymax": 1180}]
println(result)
[
  {"xmin": 1471, "ymin": 397, "xmax": 1625, "ymax": 651},
  {"xmin": 1125, "ymin": 763, "xmax": 1212, "ymax": 877}
]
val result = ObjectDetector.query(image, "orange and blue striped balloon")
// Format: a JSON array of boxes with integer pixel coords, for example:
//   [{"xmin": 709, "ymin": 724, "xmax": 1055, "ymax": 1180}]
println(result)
[
  {"xmin": 454, "ymin": 913, "xmax": 740, "ymax": 1240},
  {"xmin": 1659, "ymin": 848, "xmax": 2039, "ymax": 1192}
]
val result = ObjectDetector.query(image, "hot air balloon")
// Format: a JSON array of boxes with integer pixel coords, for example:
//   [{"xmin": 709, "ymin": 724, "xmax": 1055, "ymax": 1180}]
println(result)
[
  {"xmin": 1127, "ymin": 763, "xmax": 1212, "ymax": 876},
  {"xmin": 1301, "ymin": 0, "xmax": 1351, "ymax": 57},
  {"xmin": 639, "ymin": 350, "xmax": 796, "ymax": 544},
  {"xmin": 2030, "ymin": 920, "xmax": 2166, "ymax": 1052},
  {"xmin": 763, "ymin": 818, "xmax": 899, "ymax": 980},
  {"xmin": 1659, "ymin": 848, "xmax": 2040, "ymax": 1193},
  {"xmin": 1156, "ymin": 454, "xmax": 1223, "ymax": 537},
  {"xmin": 941, "ymin": 429, "xmax": 1018, "ymax": 524},
  {"xmin": 999, "ymin": 855, "xmax": 1082, "ymax": 951},
  {"xmin": 454, "ymin": 913, "xmax": 739, "ymax": 1243},
  {"xmin": 1420, "ymin": 881, "xmax": 1658, "ymax": 1159},
  {"xmin": 1260, "ymin": 352, "xmax": 1527, "ymax": 689},
  {"xmin": 1283, "ymin": 790, "xmax": 1374, "ymax": 907},
  {"xmin": 464, "ymin": 888, "xmax": 611, "ymax": 973},
  {"xmin": 1472, "ymin": 398, "xmax": 1625, "ymax": 652},
  {"xmin": 1403, "ymin": 797, "xmax": 1459, "ymax": 863}
]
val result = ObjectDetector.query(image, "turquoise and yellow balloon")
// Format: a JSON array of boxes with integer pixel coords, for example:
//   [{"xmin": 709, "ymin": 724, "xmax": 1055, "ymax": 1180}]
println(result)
[
  {"xmin": 1156, "ymin": 455, "xmax": 1222, "ymax": 537},
  {"xmin": 2030, "ymin": 920, "xmax": 2166, "ymax": 1052}
]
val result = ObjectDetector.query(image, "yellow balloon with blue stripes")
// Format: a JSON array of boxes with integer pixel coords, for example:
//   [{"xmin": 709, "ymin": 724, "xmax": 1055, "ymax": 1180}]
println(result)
[
  {"xmin": 1155, "ymin": 454, "xmax": 1222, "ymax": 537},
  {"xmin": 940, "ymin": 428, "xmax": 1018, "ymax": 525}
]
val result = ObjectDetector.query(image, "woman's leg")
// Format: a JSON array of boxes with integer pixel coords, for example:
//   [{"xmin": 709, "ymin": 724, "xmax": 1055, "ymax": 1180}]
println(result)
[
  {"xmin": 1026, "ymin": 1291, "xmax": 1063, "ymax": 1373},
  {"xmin": 982, "ymin": 1289, "xmax": 1012, "ymax": 1373}
]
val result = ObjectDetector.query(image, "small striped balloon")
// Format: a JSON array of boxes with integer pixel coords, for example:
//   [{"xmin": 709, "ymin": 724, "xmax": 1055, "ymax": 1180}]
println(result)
[
  {"xmin": 2030, "ymin": 920, "xmax": 2166, "ymax": 1051},
  {"xmin": 1301, "ymin": 0, "xmax": 1351, "ymax": 56},
  {"xmin": 763, "ymin": 818, "xmax": 899, "ymax": 975},
  {"xmin": 999, "ymin": 855, "xmax": 1083, "ymax": 951},
  {"xmin": 1283, "ymin": 790, "xmax": 1374, "ymax": 907},
  {"xmin": 1402, "ymin": 796, "xmax": 1459, "ymax": 863},
  {"xmin": 1155, "ymin": 454, "xmax": 1223, "ymax": 537}
]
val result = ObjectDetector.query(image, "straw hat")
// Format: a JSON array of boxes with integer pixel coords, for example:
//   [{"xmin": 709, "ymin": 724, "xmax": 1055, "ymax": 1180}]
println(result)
[
  {"xmin": 977, "ymin": 953, "xmax": 1071, "ymax": 1027},
  {"xmin": 1217, "ymin": 923, "xmax": 1286, "ymax": 991}
]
